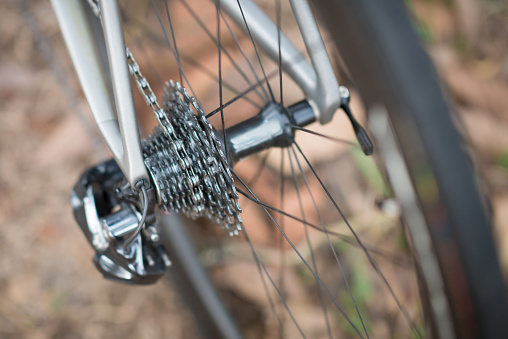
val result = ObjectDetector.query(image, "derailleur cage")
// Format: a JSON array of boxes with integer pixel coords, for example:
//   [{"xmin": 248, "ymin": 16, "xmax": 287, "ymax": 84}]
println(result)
[{"xmin": 71, "ymin": 159, "xmax": 170, "ymax": 285}]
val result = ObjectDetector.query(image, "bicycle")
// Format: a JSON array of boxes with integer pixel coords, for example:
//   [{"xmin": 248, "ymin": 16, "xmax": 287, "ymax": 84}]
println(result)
[{"xmin": 46, "ymin": 0, "xmax": 508, "ymax": 338}]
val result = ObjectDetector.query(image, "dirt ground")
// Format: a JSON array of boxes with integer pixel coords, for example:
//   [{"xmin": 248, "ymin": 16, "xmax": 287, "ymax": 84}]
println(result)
[{"xmin": 1, "ymin": 0, "xmax": 508, "ymax": 338}]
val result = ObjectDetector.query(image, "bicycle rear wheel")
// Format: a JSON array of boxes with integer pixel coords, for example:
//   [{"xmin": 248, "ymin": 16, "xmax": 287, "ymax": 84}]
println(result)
[{"xmin": 58, "ymin": 0, "xmax": 508, "ymax": 338}]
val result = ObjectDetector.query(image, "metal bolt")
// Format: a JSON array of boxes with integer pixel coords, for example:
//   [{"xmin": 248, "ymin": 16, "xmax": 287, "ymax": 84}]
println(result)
[
  {"xmin": 146, "ymin": 254, "xmax": 155, "ymax": 267},
  {"xmin": 161, "ymin": 252, "xmax": 172, "ymax": 267},
  {"xmin": 70, "ymin": 190, "xmax": 83, "ymax": 209},
  {"xmin": 339, "ymin": 86, "xmax": 350, "ymax": 104},
  {"xmin": 146, "ymin": 226, "xmax": 160, "ymax": 242}
]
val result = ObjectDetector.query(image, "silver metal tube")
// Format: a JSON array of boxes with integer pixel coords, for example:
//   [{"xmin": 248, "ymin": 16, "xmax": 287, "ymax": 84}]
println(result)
[
  {"xmin": 218, "ymin": 0, "xmax": 340, "ymax": 123},
  {"xmin": 53, "ymin": 0, "xmax": 341, "ymax": 191},
  {"xmin": 218, "ymin": 0, "xmax": 316, "ymax": 95},
  {"xmin": 100, "ymin": 1, "xmax": 148, "ymax": 187},
  {"xmin": 51, "ymin": 0, "xmax": 124, "ymax": 160},
  {"xmin": 51, "ymin": 0, "xmax": 148, "ymax": 187},
  {"xmin": 289, "ymin": 0, "xmax": 341, "ymax": 123}
]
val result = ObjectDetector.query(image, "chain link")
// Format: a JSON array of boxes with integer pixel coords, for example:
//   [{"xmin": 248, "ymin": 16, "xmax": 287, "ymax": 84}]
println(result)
[{"xmin": 86, "ymin": 1, "xmax": 242, "ymax": 234}]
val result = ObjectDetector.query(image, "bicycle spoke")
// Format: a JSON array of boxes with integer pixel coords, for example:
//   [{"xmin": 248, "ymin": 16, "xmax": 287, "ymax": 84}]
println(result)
[
  {"xmin": 149, "ymin": 0, "xmax": 201, "ymax": 108},
  {"xmin": 246, "ymin": 151, "xmax": 271, "ymax": 189},
  {"xmin": 235, "ymin": 0, "xmax": 276, "ymax": 102},
  {"xmin": 206, "ymin": 69, "xmax": 279, "ymax": 118},
  {"xmin": 238, "ymin": 184, "xmax": 408, "ymax": 258},
  {"xmin": 276, "ymin": 0, "xmax": 283, "ymax": 107},
  {"xmin": 206, "ymin": 40, "xmax": 333, "ymax": 118},
  {"xmin": 242, "ymin": 219, "xmax": 306, "ymax": 338},
  {"xmin": 219, "ymin": 9, "xmax": 271, "ymax": 102},
  {"xmin": 123, "ymin": 2, "xmax": 424, "ymax": 337},
  {"xmin": 293, "ymin": 141, "xmax": 423, "ymax": 339},
  {"xmin": 124, "ymin": 14, "xmax": 263, "ymax": 110},
  {"xmin": 290, "ymin": 144, "xmax": 377, "ymax": 338},
  {"xmin": 291, "ymin": 125, "xmax": 361, "ymax": 148},
  {"xmin": 287, "ymin": 148, "xmax": 333, "ymax": 339},
  {"xmin": 233, "ymin": 170, "xmax": 365, "ymax": 339},
  {"xmin": 241, "ymin": 226, "xmax": 287, "ymax": 337},
  {"xmin": 180, "ymin": 53, "xmax": 263, "ymax": 110},
  {"xmin": 215, "ymin": 1, "xmax": 228, "ymax": 159},
  {"xmin": 278, "ymin": 148, "xmax": 286, "ymax": 339},
  {"xmin": 179, "ymin": 0, "xmax": 268, "ymax": 104},
  {"xmin": 164, "ymin": 0, "xmax": 183, "ymax": 85},
  {"xmin": 128, "ymin": 38, "xmax": 165, "ymax": 88}
]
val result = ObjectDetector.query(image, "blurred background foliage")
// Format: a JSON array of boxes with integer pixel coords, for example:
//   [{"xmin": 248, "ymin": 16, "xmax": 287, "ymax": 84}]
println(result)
[{"xmin": 0, "ymin": 0, "xmax": 507, "ymax": 338}]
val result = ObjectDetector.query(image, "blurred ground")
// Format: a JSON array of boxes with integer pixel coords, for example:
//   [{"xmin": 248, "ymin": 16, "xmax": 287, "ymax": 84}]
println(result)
[{"xmin": 1, "ymin": 0, "xmax": 508, "ymax": 338}]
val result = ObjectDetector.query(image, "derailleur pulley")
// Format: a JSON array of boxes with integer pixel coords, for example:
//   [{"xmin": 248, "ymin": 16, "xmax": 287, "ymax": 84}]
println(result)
[{"xmin": 71, "ymin": 159, "xmax": 170, "ymax": 285}]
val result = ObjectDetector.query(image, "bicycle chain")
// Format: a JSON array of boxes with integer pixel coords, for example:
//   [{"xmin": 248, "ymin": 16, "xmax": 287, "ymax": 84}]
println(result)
[{"xmin": 87, "ymin": 1, "xmax": 242, "ymax": 235}]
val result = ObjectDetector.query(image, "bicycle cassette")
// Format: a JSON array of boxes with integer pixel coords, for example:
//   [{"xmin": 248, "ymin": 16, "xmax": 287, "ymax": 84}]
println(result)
[{"xmin": 71, "ymin": 159, "xmax": 170, "ymax": 285}]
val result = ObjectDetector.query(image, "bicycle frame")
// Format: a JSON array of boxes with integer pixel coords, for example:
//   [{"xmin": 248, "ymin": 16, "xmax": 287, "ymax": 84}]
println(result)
[{"xmin": 50, "ymin": 0, "xmax": 341, "ymax": 188}]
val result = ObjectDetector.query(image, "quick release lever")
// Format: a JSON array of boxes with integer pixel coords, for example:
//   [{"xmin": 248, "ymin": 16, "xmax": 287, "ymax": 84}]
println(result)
[{"xmin": 339, "ymin": 86, "xmax": 374, "ymax": 156}]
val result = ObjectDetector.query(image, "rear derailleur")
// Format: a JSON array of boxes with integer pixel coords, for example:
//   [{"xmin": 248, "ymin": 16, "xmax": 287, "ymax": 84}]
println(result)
[{"xmin": 71, "ymin": 159, "xmax": 170, "ymax": 285}]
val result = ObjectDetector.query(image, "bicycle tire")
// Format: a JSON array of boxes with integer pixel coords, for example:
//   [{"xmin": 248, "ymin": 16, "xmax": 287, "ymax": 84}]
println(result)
[{"xmin": 311, "ymin": 0, "xmax": 508, "ymax": 338}]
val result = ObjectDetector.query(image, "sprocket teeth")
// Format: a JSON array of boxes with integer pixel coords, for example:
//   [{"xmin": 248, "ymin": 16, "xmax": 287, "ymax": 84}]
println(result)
[{"xmin": 143, "ymin": 81, "xmax": 242, "ymax": 234}]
